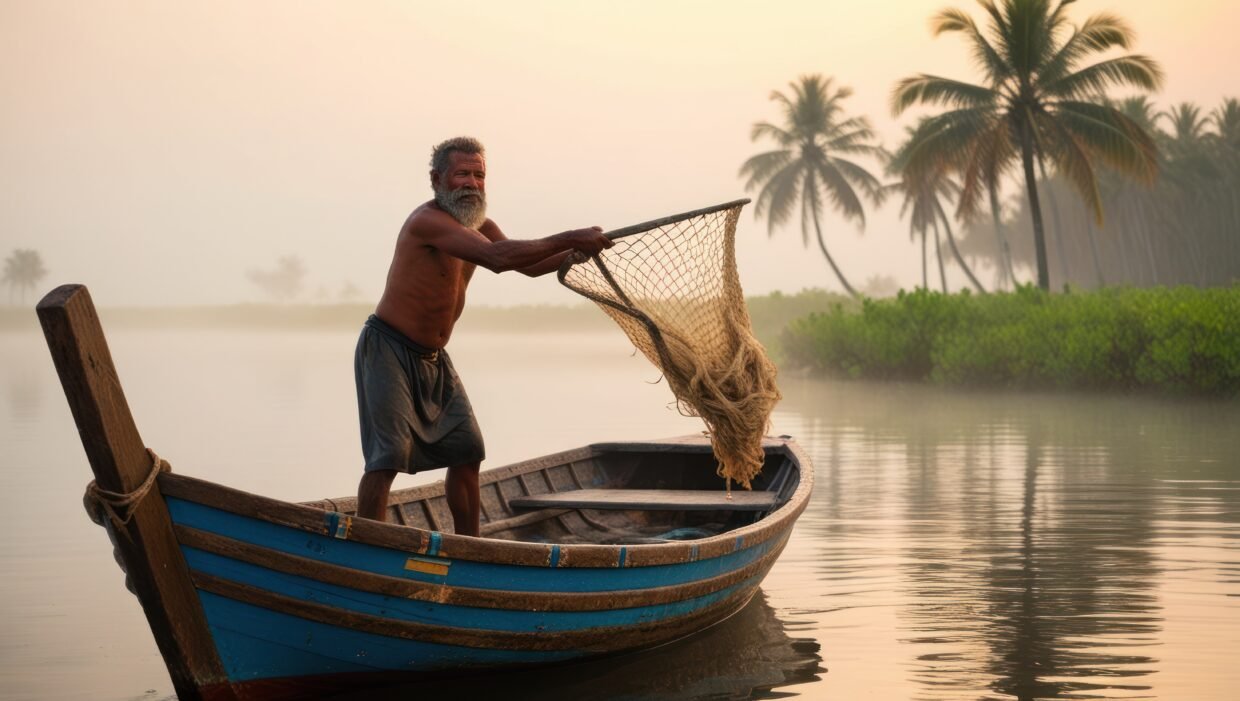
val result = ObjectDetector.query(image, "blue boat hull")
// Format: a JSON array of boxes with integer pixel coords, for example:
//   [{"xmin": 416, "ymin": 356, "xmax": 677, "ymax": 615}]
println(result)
[{"xmin": 152, "ymin": 437, "xmax": 809, "ymax": 697}]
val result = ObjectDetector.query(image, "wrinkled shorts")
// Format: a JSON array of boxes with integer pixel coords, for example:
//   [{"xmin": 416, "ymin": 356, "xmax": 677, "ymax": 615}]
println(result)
[{"xmin": 354, "ymin": 315, "xmax": 485, "ymax": 473}]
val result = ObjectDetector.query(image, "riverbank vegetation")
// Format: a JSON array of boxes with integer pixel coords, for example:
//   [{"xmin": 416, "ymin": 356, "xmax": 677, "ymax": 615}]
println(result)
[{"xmin": 780, "ymin": 286, "xmax": 1240, "ymax": 396}]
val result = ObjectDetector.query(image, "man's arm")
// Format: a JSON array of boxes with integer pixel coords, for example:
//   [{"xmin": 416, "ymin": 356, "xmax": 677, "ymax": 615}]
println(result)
[
  {"xmin": 416, "ymin": 209, "xmax": 609, "ymax": 272},
  {"xmin": 515, "ymin": 250, "xmax": 576, "ymax": 278},
  {"xmin": 478, "ymin": 223, "xmax": 580, "ymax": 277}
]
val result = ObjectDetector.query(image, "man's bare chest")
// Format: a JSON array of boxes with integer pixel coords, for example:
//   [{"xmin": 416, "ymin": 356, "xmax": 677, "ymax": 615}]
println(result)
[{"xmin": 400, "ymin": 249, "xmax": 475, "ymax": 296}]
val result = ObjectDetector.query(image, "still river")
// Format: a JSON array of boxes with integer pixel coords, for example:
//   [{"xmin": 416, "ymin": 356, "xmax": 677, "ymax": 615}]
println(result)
[{"xmin": 1, "ymin": 324, "xmax": 1237, "ymax": 700}]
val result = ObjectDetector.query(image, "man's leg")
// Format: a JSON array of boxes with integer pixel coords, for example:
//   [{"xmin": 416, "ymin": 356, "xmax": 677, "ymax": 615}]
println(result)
[
  {"xmin": 358, "ymin": 469, "xmax": 397, "ymax": 522},
  {"xmin": 445, "ymin": 461, "xmax": 481, "ymax": 537}
]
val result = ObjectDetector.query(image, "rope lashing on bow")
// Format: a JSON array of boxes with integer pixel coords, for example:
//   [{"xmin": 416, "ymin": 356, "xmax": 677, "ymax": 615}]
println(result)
[{"xmin": 83, "ymin": 448, "xmax": 171, "ymax": 530}]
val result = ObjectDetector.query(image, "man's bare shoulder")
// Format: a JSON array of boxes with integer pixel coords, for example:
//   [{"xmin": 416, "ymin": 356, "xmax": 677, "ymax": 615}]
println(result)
[
  {"xmin": 401, "ymin": 202, "xmax": 492, "ymax": 243},
  {"xmin": 401, "ymin": 201, "xmax": 450, "ymax": 237}
]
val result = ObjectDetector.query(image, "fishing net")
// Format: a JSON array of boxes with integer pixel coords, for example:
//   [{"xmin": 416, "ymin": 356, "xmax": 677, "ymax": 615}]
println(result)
[{"xmin": 558, "ymin": 199, "xmax": 780, "ymax": 490}]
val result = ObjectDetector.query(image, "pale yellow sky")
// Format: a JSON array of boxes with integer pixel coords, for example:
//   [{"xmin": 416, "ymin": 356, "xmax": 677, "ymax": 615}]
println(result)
[{"xmin": 3, "ymin": 1, "xmax": 1237, "ymax": 306}]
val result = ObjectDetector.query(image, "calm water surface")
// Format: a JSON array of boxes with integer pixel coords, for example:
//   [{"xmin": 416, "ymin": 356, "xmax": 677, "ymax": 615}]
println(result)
[{"xmin": 1, "ymin": 326, "xmax": 1237, "ymax": 700}]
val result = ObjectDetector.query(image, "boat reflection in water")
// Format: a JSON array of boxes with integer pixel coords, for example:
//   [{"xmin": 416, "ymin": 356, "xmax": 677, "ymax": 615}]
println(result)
[{"xmin": 326, "ymin": 592, "xmax": 823, "ymax": 700}]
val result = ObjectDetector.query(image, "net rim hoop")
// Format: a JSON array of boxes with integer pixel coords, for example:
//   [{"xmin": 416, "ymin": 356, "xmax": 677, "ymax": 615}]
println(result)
[
  {"xmin": 599, "ymin": 198, "xmax": 750, "ymax": 242},
  {"xmin": 556, "ymin": 198, "xmax": 750, "ymax": 282}
]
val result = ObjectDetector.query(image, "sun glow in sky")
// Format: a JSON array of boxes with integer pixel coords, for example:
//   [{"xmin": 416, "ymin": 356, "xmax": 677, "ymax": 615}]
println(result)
[{"xmin": 3, "ymin": 1, "xmax": 1238, "ymax": 306}]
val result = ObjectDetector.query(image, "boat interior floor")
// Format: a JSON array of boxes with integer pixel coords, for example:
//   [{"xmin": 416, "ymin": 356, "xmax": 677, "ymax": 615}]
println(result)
[
  {"xmin": 513, "ymin": 521, "xmax": 732, "ymax": 545},
  {"xmin": 483, "ymin": 502, "xmax": 761, "ymax": 545}
]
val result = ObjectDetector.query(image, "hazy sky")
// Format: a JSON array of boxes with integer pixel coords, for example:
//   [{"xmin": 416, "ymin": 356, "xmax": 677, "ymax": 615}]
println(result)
[{"xmin": 4, "ymin": 1, "xmax": 1238, "ymax": 307}]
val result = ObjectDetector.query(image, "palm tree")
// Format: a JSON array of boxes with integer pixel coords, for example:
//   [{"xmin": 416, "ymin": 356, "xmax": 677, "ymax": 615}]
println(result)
[
  {"xmin": 1210, "ymin": 98, "xmax": 1240, "ymax": 148},
  {"xmin": 892, "ymin": 0, "xmax": 1163, "ymax": 291},
  {"xmin": 996, "ymin": 95, "xmax": 1240, "ymax": 287},
  {"xmin": 740, "ymin": 74, "xmax": 885, "ymax": 297},
  {"xmin": 886, "ymin": 125, "xmax": 987, "ymax": 293},
  {"xmin": 1160, "ymin": 102, "xmax": 1209, "ymax": 146},
  {"xmin": 3, "ymin": 249, "xmax": 48, "ymax": 305}
]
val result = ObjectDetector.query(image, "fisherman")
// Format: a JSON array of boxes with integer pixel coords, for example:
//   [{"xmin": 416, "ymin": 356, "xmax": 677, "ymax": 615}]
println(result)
[{"xmin": 355, "ymin": 136, "xmax": 612, "ymax": 534}]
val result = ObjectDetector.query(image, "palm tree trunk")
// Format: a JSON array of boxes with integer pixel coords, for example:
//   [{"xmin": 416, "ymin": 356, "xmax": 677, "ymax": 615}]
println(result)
[
  {"xmin": 812, "ymin": 212, "xmax": 857, "ymax": 297},
  {"xmin": 989, "ymin": 186, "xmax": 1015, "ymax": 289},
  {"xmin": 1135, "ymin": 196, "xmax": 1160, "ymax": 285},
  {"xmin": 1108, "ymin": 195, "xmax": 1135, "ymax": 284},
  {"xmin": 921, "ymin": 229, "xmax": 928, "ymax": 289},
  {"xmin": 937, "ymin": 202, "xmax": 986, "ymax": 293},
  {"xmin": 1018, "ymin": 118, "xmax": 1050, "ymax": 291},
  {"xmin": 1084, "ymin": 217, "xmax": 1107, "ymax": 288},
  {"xmin": 933, "ymin": 220, "xmax": 948, "ymax": 292},
  {"xmin": 1036, "ymin": 155, "xmax": 1071, "ymax": 287}
]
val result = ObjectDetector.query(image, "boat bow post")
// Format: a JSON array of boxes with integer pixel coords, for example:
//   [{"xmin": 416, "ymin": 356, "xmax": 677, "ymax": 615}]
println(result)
[{"xmin": 37, "ymin": 284, "xmax": 235, "ymax": 701}]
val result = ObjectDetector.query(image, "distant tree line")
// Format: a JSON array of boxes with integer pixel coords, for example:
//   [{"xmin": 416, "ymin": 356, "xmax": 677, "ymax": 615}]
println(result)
[
  {"xmin": 247, "ymin": 256, "xmax": 307, "ymax": 302},
  {"xmin": 246, "ymin": 255, "xmax": 364, "ymax": 303},
  {"xmin": 961, "ymin": 97, "xmax": 1240, "ymax": 288}
]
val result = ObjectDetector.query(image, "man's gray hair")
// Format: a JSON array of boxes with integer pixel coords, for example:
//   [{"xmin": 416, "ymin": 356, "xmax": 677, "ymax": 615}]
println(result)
[{"xmin": 430, "ymin": 136, "xmax": 485, "ymax": 174}]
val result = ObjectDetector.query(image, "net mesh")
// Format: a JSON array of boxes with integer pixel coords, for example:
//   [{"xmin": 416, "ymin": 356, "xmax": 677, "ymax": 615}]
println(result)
[{"xmin": 558, "ymin": 200, "xmax": 781, "ymax": 489}]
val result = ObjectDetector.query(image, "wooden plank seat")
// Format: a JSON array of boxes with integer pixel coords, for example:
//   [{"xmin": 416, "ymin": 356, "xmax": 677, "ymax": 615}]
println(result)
[{"xmin": 508, "ymin": 489, "xmax": 779, "ymax": 512}]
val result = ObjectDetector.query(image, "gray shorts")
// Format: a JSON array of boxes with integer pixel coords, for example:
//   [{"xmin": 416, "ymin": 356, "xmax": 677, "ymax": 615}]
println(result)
[{"xmin": 354, "ymin": 315, "xmax": 485, "ymax": 473}]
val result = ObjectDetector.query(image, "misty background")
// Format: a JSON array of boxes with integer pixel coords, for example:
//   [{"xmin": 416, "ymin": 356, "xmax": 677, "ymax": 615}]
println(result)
[{"xmin": 4, "ymin": 1, "xmax": 1238, "ymax": 309}]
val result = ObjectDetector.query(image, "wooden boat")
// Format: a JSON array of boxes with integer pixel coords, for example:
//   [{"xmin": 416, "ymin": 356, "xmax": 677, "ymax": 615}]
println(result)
[{"xmin": 37, "ymin": 284, "xmax": 813, "ymax": 701}]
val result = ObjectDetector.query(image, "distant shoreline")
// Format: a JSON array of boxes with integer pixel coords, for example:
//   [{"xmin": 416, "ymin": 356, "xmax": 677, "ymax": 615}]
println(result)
[
  {"xmin": 0, "ymin": 302, "xmax": 614, "ymax": 333},
  {"xmin": 1, "ymin": 290, "xmax": 845, "ymax": 363}
]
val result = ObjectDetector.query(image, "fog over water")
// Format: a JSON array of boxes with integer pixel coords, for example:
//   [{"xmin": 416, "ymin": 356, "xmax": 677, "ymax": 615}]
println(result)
[
  {"xmin": 2, "ymin": 326, "xmax": 1238, "ymax": 700},
  {"xmin": 4, "ymin": 3, "xmax": 1240, "ymax": 698},
  {"xmin": 4, "ymin": 2, "xmax": 1239, "ymax": 307}
]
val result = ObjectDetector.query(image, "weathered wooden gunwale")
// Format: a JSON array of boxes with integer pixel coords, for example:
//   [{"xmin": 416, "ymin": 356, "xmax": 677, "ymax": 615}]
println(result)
[{"xmin": 158, "ymin": 437, "xmax": 811, "ymax": 570}]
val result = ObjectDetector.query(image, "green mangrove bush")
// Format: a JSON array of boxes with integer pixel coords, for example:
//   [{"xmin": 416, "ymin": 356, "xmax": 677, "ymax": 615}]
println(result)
[{"xmin": 781, "ymin": 286, "xmax": 1240, "ymax": 395}]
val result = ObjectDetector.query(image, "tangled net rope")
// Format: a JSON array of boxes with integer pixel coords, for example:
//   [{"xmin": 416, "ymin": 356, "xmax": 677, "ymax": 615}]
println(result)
[{"xmin": 558, "ymin": 199, "xmax": 780, "ymax": 489}]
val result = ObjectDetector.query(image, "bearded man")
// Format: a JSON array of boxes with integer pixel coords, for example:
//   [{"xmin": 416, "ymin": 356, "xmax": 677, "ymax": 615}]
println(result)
[{"xmin": 355, "ymin": 136, "xmax": 611, "ymax": 534}]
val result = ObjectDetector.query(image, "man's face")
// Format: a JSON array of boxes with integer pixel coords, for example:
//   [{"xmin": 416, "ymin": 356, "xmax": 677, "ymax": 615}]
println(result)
[
  {"xmin": 432, "ymin": 151, "xmax": 487, "ymax": 230},
  {"xmin": 434, "ymin": 151, "xmax": 485, "ymax": 197}
]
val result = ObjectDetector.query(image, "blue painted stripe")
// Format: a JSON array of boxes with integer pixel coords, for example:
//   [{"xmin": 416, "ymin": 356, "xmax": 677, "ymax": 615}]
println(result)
[
  {"xmin": 549, "ymin": 545, "xmax": 561, "ymax": 568},
  {"xmin": 618, "ymin": 547, "xmax": 627, "ymax": 569},
  {"xmin": 200, "ymin": 593, "xmax": 581, "ymax": 682},
  {"xmin": 184, "ymin": 546, "xmax": 763, "ymax": 633},
  {"xmin": 427, "ymin": 531, "xmax": 441, "ymax": 557},
  {"xmin": 167, "ymin": 498, "xmax": 779, "ymax": 592}
]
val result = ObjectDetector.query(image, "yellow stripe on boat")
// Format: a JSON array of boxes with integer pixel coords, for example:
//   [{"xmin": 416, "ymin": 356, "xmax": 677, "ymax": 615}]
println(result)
[{"xmin": 404, "ymin": 555, "xmax": 450, "ymax": 577}]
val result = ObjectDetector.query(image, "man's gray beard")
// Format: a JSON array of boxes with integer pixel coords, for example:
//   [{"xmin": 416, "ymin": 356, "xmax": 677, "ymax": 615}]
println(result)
[{"xmin": 434, "ymin": 187, "xmax": 487, "ymax": 231}]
